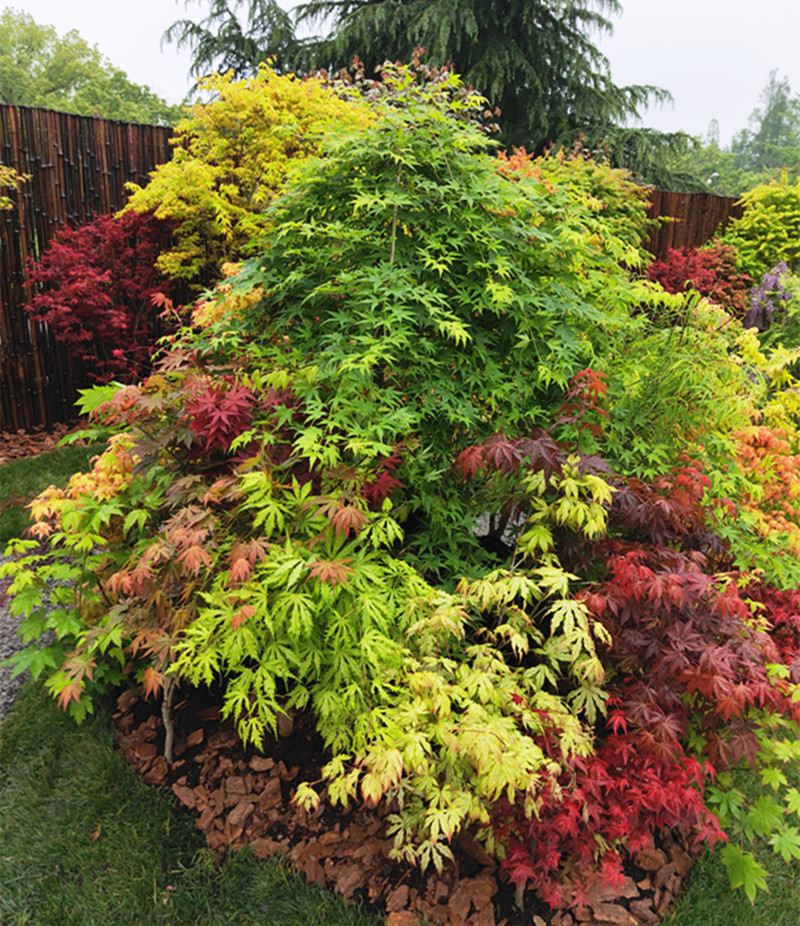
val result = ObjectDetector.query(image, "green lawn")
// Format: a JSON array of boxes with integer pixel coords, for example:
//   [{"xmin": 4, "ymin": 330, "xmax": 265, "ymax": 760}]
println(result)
[
  {"xmin": 0, "ymin": 682, "xmax": 380, "ymax": 926},
  {"xmin": 0, "ymin": 442, "xmax": 105, "ymax": 546}
]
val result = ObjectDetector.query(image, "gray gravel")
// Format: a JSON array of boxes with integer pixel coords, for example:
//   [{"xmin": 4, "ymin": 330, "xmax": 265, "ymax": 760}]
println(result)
[
  {"xmin": 0, "ymin": 553, "xmax": 28, "ymax": 723},
  {"xmin": 0, "ymin": 550, "xmax": 56, "ymax": 724}
]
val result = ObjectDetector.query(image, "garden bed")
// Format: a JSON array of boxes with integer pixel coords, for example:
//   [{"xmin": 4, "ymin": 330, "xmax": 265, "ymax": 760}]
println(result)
[{"xmin": 112, "ymin": 683, "xmax": 701, "ymax": 926}]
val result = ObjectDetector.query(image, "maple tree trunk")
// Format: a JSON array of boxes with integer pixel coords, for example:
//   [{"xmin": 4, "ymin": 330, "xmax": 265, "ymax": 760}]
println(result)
[{"xmin": 162, "ymin": 677, "xmax": 177, "ymax": 765}]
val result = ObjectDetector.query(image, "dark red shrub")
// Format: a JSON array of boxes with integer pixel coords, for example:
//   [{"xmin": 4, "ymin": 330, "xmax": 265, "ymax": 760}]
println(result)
[
  {"xmin": 648, "ymin": 241, "xmax": 752, "ymax": 317},
  {"xmin": 26, "ymin": 210, "xmax": 175, "ymax": 383}
]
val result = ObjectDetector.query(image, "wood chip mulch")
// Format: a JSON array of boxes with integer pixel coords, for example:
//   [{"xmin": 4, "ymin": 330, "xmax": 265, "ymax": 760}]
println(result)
[
  {"xmin": 0, "ymin": 421, "xmax": 90, "ymax": 465},
  {"xmin": 112, "ymin": 684, "xmax": 703, "ymax": 926}
]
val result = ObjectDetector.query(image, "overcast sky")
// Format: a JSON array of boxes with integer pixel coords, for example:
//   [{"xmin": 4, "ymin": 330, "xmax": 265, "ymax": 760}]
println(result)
[{"xmin": 11, "ymin": 0, "xmax": 800, "ymax": 146}]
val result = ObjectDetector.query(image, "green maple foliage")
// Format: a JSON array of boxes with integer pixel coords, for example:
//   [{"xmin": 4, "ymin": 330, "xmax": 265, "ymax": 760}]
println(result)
[
  {"xmin": 125, "ymin": 63, "xmax": 371, "ymax": 282},
  {"xmin": 8, "ymin": 62, "xmax": 800, "ymax": 908}
]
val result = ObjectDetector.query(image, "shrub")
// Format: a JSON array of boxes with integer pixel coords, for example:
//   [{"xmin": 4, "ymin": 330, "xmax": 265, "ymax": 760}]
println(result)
[
  {"xmin": 744, "ymin": 263, "xmax": 800, "ymax": 343},
  {"xmin": 0, "ymin": 164, "xmax": 27, "ymax": 210},
  {"xmin": 496, "ymin": 145, "xmax": 654, "ymax": 270},
  {"xmin": 25, "ymin": 210, "xmax": 175, "ymax": 383},
  {"xmin": 124, "ymin": 64, "xmax": 372, "ymax": 283},
  {"xmin": 647, "ymin": 241, "xmax": 753, "ymax": 317},
  {"xmin": 720, "ymin": 174, "xmax": 800, "ymax": 280},
  {"xmin": 6, "ymin": 63, "xmax": 800, "ymax": 913}
]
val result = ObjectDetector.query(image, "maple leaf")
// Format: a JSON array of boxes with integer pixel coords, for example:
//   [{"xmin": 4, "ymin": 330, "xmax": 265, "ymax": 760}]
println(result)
[
  {"xmin": 142, "ymin": 666, "xmax": 164, "ymax": 699},
  {"xmin": 61, "ymin": 640, "xmax": 96, "ymax": 675},
  {"xmin": 330, "ymin": 504, "xmax": 369, "ymax": 538},
  {"xmin": 228, "ymin": 554, "xmax": 253, "ymax": 586},
  {"xmin": 454, "ymin": 444, "xmax": 486, "ymax": 478},
  {"xmin": 56, "ymin": 679, "xmax": 84, "ymax": 711},
  {"xmin": 307, "ymin": 558, "xmax": 355, "ymax": 588},
  {"xmin": 177, "ymin": 544, "xmax": 213, "ymax": 577},
  {"xmin": 482, "ymin": 433, "xmax": 522, "ymax": 474},
  {"xmin": 231, "ymin": 605, "xmax": 256, "ymax": 630}
]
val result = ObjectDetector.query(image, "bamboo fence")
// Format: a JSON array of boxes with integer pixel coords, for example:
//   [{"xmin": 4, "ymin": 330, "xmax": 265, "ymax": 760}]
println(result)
[
  {"xmin": 0, "ymin": 105, "xmax": 173, "ymax": 432},
  {"xmin": 643, "ymin": 189, "xmax": 743, "ymax": 256},
  {"xmin": 0, "ymin": 104, "xmax": 746, "ymax": 431}
]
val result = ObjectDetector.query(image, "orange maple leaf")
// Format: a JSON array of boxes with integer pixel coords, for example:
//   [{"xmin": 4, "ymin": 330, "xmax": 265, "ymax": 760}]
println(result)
[
  {"xmin": 228, "ymin": 555, "xmax": 253, "ymax": 586},
  {"xmin": 307, "ymin": 558, "xmax": 355, "ymax": 588},
  {"xmin": 142, "ymin": 666, "xmax": 164, "ymax": 699},
  {"xmin": 56, "ymin": 680, "xmax": 84, "ymax": 711},
  {"xmin": 330, "ymin": 504, "xmax": 369, "ymax": 538},
  {"xmin": 231, "ymin": 605, "xmax": 256, "ymax": 630},
  {"xmin": 177, "ymin": 544, "xmax": 213, "ymax": 577}
]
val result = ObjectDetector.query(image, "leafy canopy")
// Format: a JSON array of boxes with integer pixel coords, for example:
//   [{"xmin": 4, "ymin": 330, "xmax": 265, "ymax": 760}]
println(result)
[
  {"xmin": 11, "ymin": 60, "xmax": 800, "ymax": 913},
  {"xmin": 125, "ymin": 65, "xmax": 372, "ymax": 281},
  {"xmin": 165, "ymin": 0, "xmax": 671, "ymax": 157},
  {"xmin": 0, "ymin": 8, "xmax": 181, "ymax": 124}
]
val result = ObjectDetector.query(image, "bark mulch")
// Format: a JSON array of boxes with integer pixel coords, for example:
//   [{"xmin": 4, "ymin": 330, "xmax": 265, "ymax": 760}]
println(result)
[
  {"xmin": 0, "ymin": 421, "xmax": 90, "ymax": 465},
  {"xmin": 112, "ymin": 684, "xmax": 702, "ymax": 926}
]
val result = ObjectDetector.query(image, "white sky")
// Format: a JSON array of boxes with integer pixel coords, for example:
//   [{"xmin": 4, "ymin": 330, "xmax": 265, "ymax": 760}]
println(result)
[{"xmin": 9, "ymin": 0, "xmax": 800, "ymax": 146}]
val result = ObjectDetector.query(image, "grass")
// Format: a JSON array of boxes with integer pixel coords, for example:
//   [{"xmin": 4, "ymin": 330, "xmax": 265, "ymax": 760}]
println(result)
[
  {"xmin": 0, "ymin": 682, "xmax": 380, "ymax": 926},
  {"xmin": 1, "ymin": 447, "xmax": 798, "ymax": 925},
  {"xmin": 0, "ymin": 442, "xmax": 105, "ymax": 546},
  {"xmin": 664, "ymin": 761, "xmax": 800, "ymax": 926}
]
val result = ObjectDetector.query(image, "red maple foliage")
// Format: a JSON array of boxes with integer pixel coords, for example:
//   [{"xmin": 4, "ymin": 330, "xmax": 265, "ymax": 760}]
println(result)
[
  {"xmin": 647, "ymin": 241, "xmax": 752, "ymax": 317},
  {"xmin": 25, "ymin": 210, "xmax": 175, "ymax": 383}
]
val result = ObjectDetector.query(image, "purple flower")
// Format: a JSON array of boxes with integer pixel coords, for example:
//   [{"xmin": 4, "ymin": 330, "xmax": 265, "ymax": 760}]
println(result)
[{"xmin": 744, "ymin": 262, "xmax": 792, "ymax": 331}]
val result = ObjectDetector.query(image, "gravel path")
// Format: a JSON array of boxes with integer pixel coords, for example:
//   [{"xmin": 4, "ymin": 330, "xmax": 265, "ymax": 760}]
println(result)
[{"xmin": 0, "ymin": 554, "xmax": 27, "ymax": 723}]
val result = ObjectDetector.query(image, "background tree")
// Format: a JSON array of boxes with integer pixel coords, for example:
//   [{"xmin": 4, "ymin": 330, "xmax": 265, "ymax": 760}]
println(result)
[
  {"xmin": 731, "ymin": 71, "xmax": 800, "ymax": 174},
  {"xmin": 163, "ymin": 0, "xmax": 305, "ymax": 78},
  {"xmin": 165, "ymin": 0, "xmax": 671, "ymax": 156},
  {"xmin": 0, "ymin": 8, "xmax": 181, "ymax": 124}
]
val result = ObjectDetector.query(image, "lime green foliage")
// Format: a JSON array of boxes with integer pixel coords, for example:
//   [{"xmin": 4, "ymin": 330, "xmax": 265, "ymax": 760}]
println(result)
[
  {"xmin": 219, "ymin": 66, "xmax": 647, "ymax": 570},
  {"xmin": 665, "ymin": 762, "xmax": 800, "ymax": 926},
  {"xmin": 0, "ymin": 441, "xmax": 105, "ymax": 546},
  {"xmin": 720, "ymin": 174, "xmax": 800, "ymax": 280},
  {"xmin": 603, "ymin": 292, "xmax": 755, "ymax": 480},
  {"xmin": 0, "ymin": 164, "xmax": 27, "ymax": 210},
  {"xmin": 9, "ymin": 62, "xmax": 800, "ymax": 906},
  {"xmin": 0, "ymin": 9, "xmax": 180, "ymax": 124},
  {"xmin": 705, "ymin": 720, "xmax": 800, "ymax": 899},
  {"xmin": 496, "ymin": 145, "xmax": 654, "ymax": 269},
  {"xmin": 0, "ymin": 682, "xmax": 379, "ymax": 926},
  {"xmin": 125, "ymin": 64, "xmax": 371, "ymax": 281},
  {"xmin": 1, "ymin": 66, "xmax": 634, "ymax": 869}
]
